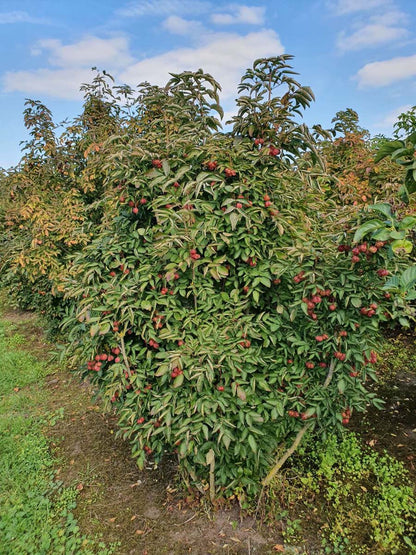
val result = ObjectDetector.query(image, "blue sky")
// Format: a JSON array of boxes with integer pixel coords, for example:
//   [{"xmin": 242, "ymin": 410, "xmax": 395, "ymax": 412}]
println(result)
[{"xmin": 1, "ymin": 0, "xmax": 416, "ymax": 168}]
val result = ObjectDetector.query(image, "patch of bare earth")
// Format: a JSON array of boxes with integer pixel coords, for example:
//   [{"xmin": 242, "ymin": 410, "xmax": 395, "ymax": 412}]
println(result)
[{"xmin": 4, "ymin": 308, "xmax": 284, "ymax": 554}]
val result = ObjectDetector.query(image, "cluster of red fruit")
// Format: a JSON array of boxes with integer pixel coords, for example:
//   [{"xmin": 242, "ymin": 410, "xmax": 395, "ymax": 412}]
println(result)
[
  {"xmin": 144, "ymin": 445, "xmax": 153, "ymax": 454},
  {"xmin": 148, "ymin": 338, "xmax": 160, "ymax": 349},
  {"xmin": 341, "ymin": 407, "xmax": 352, "ymax": 425},
  {"xmin": 245, "ymin": 257, "xmax": 257, "ymax": 267},
  {"xmin": 224, "ymin": 168, "xmax": 236, "ymax": 178},
  {"xmin": 160, "ymin": 287, "xmax": 174, "ymax": 295},
  {"xmin": 334, "ymin": 351, "xmax": 347, "ymax": 361},
  {"xmin": 293, "ymin": 270, "xmax": 306, "ymax": 283},
  {"xmin": 315, "ymin": 333, "xmax": 329, "ymax": 342},
  {"xmin": 302, "ymin": 289, "xmax": 335, "ymax": 320},
  {"xmin": 171, "ymin": 367, "xmax": 183, "ymax": 379},
  {"xmin": 263, "ymin": 194, "xmax": 272, "ymax": 208},
  {"xmin": 190, "ymin": 249, "xmax": 200, "ymax": 260},
  {"xmin": 364, "ymin": 350, "xmax": 377, "ymax": 365},
  {"xmin": 377, "ymin": 268, "xmax": 389, "ymax": 277},
  {"xmin": 269, "ymin": 146, "xmax": 280, "ymax": 156},
  {"xmin": 239, "ymin": 339, "xmax": 251, "ymax": 348},
  {"xmin": 205, "ymin": 160, "xmax": 218, "ymax": 171},
  {"xmin": 152, "ymin": 159, "xmax": 163, "ymax": 168},
  {"xmin": 87, "ymin": 348, "xmax": 121, "ymax": 372},
  {"xmin": 113, "ymin": 321, "xmax": 120, "ymax": 332},
  {"xmin": 153, "ymin": 314, "xmax": 164, "ymax": 329},
  {"xmin": 360, "ymin": 302, "xmax": 378, "ymax": 317}
]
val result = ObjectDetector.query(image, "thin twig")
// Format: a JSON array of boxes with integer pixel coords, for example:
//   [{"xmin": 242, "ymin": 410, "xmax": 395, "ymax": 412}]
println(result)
[{"xmin": 119, "ymin": 334, "xmax": 131, "ymax": 377}]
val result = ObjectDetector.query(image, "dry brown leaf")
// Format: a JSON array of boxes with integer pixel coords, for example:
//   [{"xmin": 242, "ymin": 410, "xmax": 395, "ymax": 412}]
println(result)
[{"xmin": 273, "ymin": 545, "xmax": 285, "ymax": 552}]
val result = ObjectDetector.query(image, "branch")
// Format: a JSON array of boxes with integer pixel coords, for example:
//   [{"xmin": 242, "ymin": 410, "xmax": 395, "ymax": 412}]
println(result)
[
  {"xmin": 119, "ymin": 334, "xmax": 132, "ymax": 377},
  {"xmin": 262, "ymin": 422, "xmax": 312, "ymax": 486}
]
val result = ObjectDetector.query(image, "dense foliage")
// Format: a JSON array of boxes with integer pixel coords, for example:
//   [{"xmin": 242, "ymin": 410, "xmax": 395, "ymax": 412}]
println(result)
[{"xmin": 1, "ymin": 57, "xmax": 415, "ymax": 497}]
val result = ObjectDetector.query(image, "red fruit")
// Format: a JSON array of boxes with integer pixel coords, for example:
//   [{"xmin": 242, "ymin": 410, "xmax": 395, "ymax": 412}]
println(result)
[
  {"xmin": 132, "ymin": 207, "xmax": 139, "ymax": 214},
  {"xmin": 254, "ymin": 138, "xmax": 264, "ymax": 146},
  {"xmin": 319, "ymin": 362, "xmax": 327, "ymax": 368},
  {"xmin": 206, "ymin": 161, "xmax": 218, "ymax": 171},
  {"xmin": 242, "ymin": 286, "xmax": 249, "ymax": 294},
  {"xmin": 310, "ymin": 313, "xmax": 318, "ymax": 320},
  {"xmin": 225, "ymin": 168, "xmax": 237, "ymax": 177},
  {"xmin": 128, "ymin": 200, "xmax": 135, "ymax": 207},
  {"xmin": 311, "ymin": 295, "xmax": 322, "ymax": 304},
  {"xmin": 236, "ymin": 202, "xmax": 243, "ymax": 209},
  {"xmin": 288, "ymin": 410, "xmax": 299, "ymax": 418},
  {"xmin": 384, "ymin": 292, "xmax": 391, "ymax": 299},
  {"xmin": 177, "ymin": 340, "xmax": 184, "ymax": 346},
  {"xmin": 359, "ymin": 243, "xmax": 367, "ymax": 253},
  {"xmin": 351, "ymin": 255, "xmax": 360, "ymax": 263},
  {"xmin": 140, "ymin": 198, "xmax": 147, "ymax": 204},
  {"xmin": 137, "ymin": 417, "xmax": 145, "ymax": 424},
  {"xmin": 263, "ymin": 194, "xmax": 270, "ymax": 201},
  {"xmin": 161, "ymin": 288, "xmax": 168, "ymax": 295},
  {"xmin": 100, "ymin": 353, "xmax": 108, "ymax": 361},
  {"xmin": 119, "ymin": 196, "xmax": 126, "ymax": 203},
  {"xmin": 339, "ymin": 330, "xmax": 347, "ymax": 337},
  {"xmin": 110, "ymin": 271, "xmax": 116, "ymax": 277},
  {"xmin": 114, "ymin": 357, "xmax": 121, "ymax": 363},
  {"xmin": 287, "ymin": 359, "xmax": 293, "ymax": 364},
  {"xmin": 315, "ymin": 336, "xmax": 324, "ymax": 342},
  {"xmin": 305, "ymin": 361, "xmax": 315, "ymax": 369},
  {"xmin": 369, "ymin": 246, "xmax": 378, "ymax": 254},
  {"xmin": 367, "ymin": 309, "xmax": 375, "ymax": 317},
  {"xmin": 375, "ymin": 241, "xmax": 385, "ymax": 249},
  {"xmin": 264, "ymin": 200, "xmax": 272, "ymax": 207},
  {"xmin": 217, "ymin": 385, "xmax": 224, "ymax": 391},
  {"xmin": 152, "ymin": 159, "xmax": 163, "ymax": 168},
  {"xmin": 321, "ymin": 334, "xmax": 329, "ymax": 340},
  {"xmin": 269, "ymin": 147, "xmax": 280, "ymax": 156},
  {"xmin": 349, "ymin": 371, "xmax": 359, "ymax": 377},
  {"xmin": 112, "ymin": 347, "xmax": 120, "ymax": 355},
  {"xmin": 342, "ymin": 418, "xmax": 349, "ymax": 425},
  {"xmin": 377, "ymin": 269, "xmax": 389, "ymax": 277},
  {"xmin": 173, "ymin": 181, "xmax": 180, "ymax": 188},
  {"xmin": 329, "ymin": 304, "xmax": 336, "ymax": 311},
  {"xmin": 273, "ymin": 278, "xmax": 281, "ymax": 285}
]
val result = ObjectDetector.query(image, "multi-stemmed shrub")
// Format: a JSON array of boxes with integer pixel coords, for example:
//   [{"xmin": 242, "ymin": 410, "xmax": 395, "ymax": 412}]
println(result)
[{"xmin": 56, "ymin": 58, "xmax": 411, "ymax": 497}]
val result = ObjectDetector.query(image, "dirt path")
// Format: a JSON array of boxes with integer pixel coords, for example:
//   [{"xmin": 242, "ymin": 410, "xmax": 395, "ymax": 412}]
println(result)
[{"xmin": 4, "ymin": 308, "xmax": 284, "ymax": 555}]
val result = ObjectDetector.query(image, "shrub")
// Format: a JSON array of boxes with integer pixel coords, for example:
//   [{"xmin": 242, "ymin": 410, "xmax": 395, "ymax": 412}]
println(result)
[{"xmin": 58, "ymin": 58, "xmax": 412, "ymax": 497}]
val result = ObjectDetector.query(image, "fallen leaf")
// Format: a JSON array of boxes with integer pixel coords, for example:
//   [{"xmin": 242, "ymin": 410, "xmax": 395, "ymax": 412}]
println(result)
[
  {"xmin": 135, "ymin": 529, "xmax": 145, "ymax": 535},
  {"xmin": 13, "ymin": 387, "xmax": 20, "ymax": 392},
  {"xmin": 108, "ymin": 517, "xmax": 116, "ymax": 523},
  {"xmin": 76, "ymin": 483, "xmax": 84, "ymax": 491},
  {"xmin": 273, "ymin": 545, "xmax": 285, "ymax": 552},
  {"xmin": 230, "ymin": 537, "xmax": 241, "ymax": 543},
  {"xmin": 131, "ymin": 515, "xmax": 137, "ymax": 521}
]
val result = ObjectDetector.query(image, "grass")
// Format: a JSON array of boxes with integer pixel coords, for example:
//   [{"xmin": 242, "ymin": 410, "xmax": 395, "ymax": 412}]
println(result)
[{"xmin": 0, "ymin": 315, "xmax": 116, "ymax": 555}]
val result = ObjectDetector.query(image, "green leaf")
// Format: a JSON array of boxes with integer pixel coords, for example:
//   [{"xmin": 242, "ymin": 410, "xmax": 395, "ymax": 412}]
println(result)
[
  {"xmin": 173, "ymin": 373, "xmax": 184, "ymax": 388},
  {"xmin": 353, "ymin": 220, "xmax": 384, "ymax": 243},
  {"xmin": 369, "ymin": 203, "xmax": 392, "ymax": 218},
  {"xmin": 206, "ymin": 448, "xmax": 215, "ymax": 465},
  {"xmin": 338, "ymin": 379, "xmax": 346, "ymax": 394},
  {"xmin": 391, "ymin": 239, "xmax": 413, "ymax": 255},
  {"xmin": 90, "ymin": 324, "xmax": 100, "ymax": 337},
  {"xmin": 248, "ymin": 435, "xmax": 257, "ymax": 454},
  {"xmin": 400, "ymin": 265, "xmax": 416, "ymax": 289}
]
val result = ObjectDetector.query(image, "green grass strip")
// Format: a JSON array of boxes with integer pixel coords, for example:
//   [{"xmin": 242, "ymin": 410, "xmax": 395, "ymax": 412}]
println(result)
[{"xmin": 0, "ymin": 319, "xmax": 114, "ymax": 555}]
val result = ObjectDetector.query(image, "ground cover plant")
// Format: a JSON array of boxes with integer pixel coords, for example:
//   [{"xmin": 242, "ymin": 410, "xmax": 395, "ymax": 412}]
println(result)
[
  {"xmin": 0, "ymin": 309, "xmax": 115, "ymax": 555},
  {"xmin": 1, "ymin": 56, "xmax": 416, "ymax": 502}
]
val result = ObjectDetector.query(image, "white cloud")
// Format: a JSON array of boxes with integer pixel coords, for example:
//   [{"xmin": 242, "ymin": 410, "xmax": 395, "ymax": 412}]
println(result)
[
  {"xmin": 3, "ymin": 68, "xmax": 93, "ymax": 100},
  {"xmin": 329, "ymin": 0, "xmax": 391, "ymax": 15},
  {"xmin": 162, "ymin": 15, "xmax": 204, "ymax": 36},
  {"xmin": 337, "ymin": 10, "xmax": 407, "ymax": 51},
  {"xmin": 120, "ymin": 29, "xmax": 284, "ymax": 98},
  {"xmin": 117, "ymin": 0, "xmax": 211, "ymax": 17},
  {"xmin": 33, "ymin": 36, "xmax": 133, "ymax": 68},
  {"xmin": 337, "ymin": 23, "xmax": 406, "ymax": 51},
  {"xmin": 374, "ymin": 104, "xmax": 412, "ymax": 129},
  {"xmin": 0, "ymin": 10, "xmax": 48, "ymax": 24},
  {"xmin": 211, "ymin": 6, "xmax": 265, "ymax": 25},
  {"xmin": 2, "ymin": 36, "xmax": 133, "ymax": 100},
  {"xmin": 356, "ymin": 54, "xmax": 416, "ymax": 87}
]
